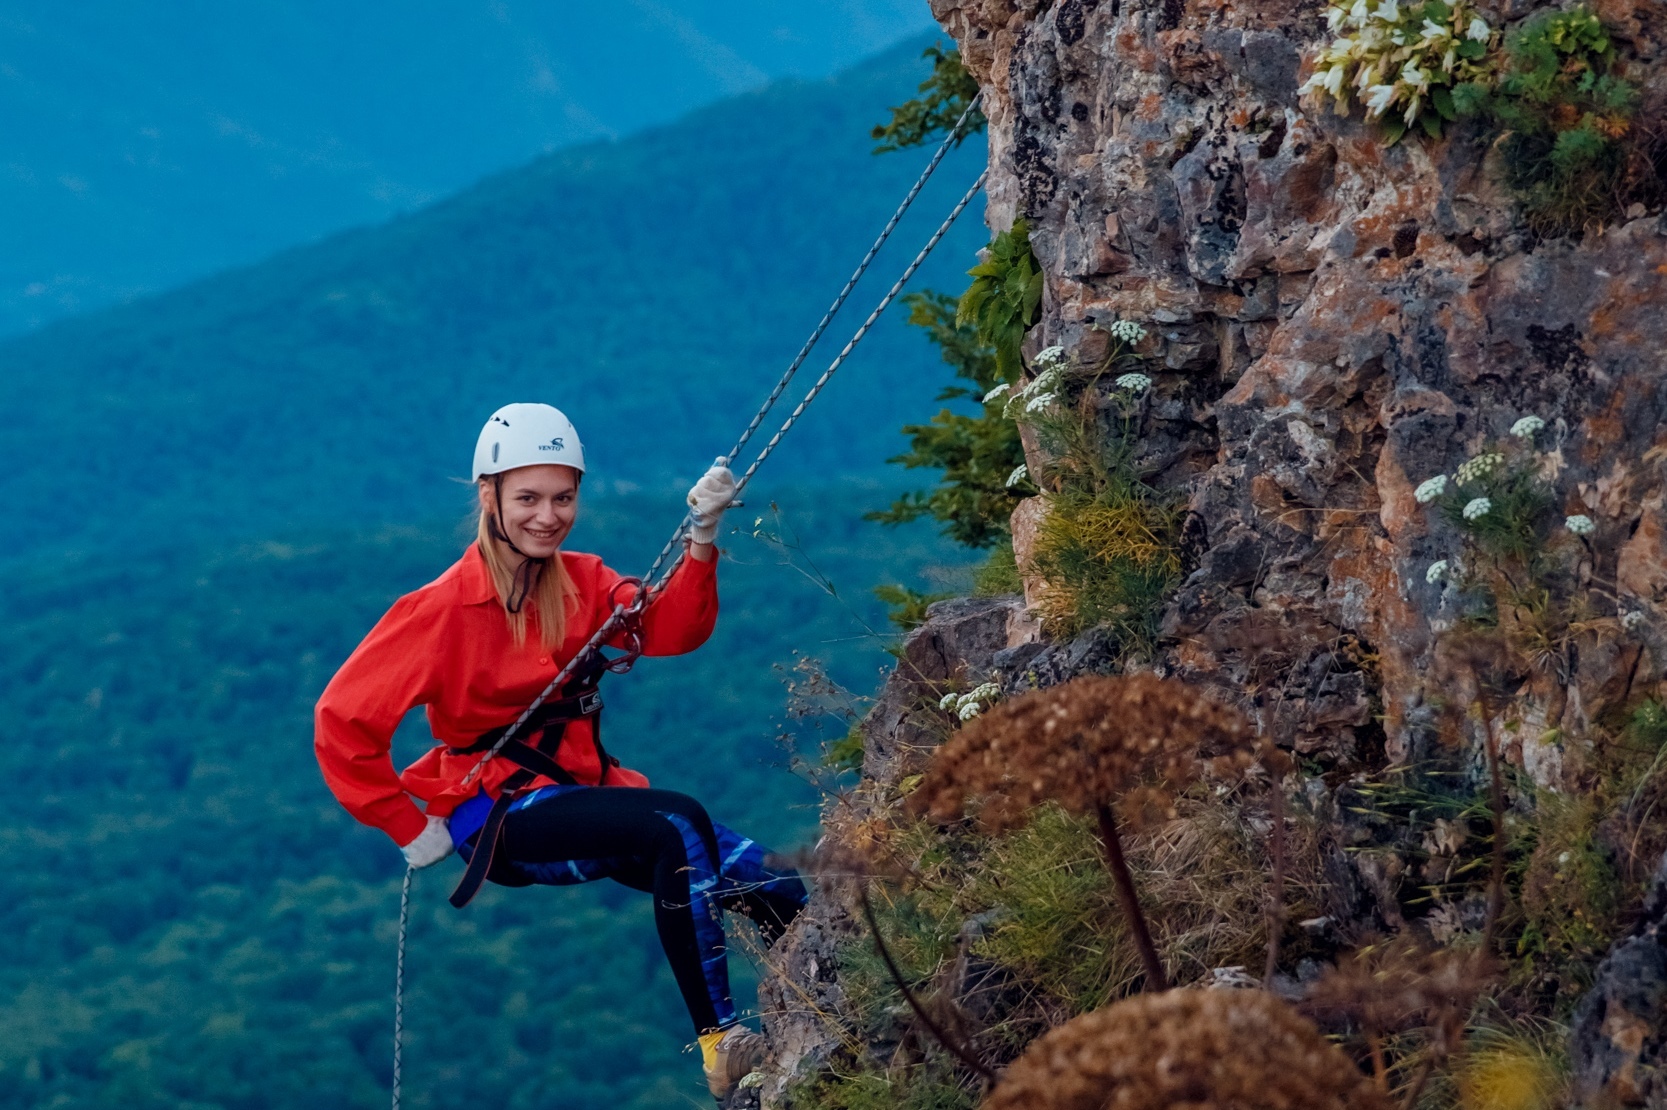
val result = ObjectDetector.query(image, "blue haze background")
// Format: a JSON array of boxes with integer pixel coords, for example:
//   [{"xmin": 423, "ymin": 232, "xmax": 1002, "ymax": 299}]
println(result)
[
  {"xmin": 0, "ymin": 7, "xmax": 989, "ymax": 1108},
  {"xmin": 0, "ymin": 0, "xmax": 936, "ymax": 334}
]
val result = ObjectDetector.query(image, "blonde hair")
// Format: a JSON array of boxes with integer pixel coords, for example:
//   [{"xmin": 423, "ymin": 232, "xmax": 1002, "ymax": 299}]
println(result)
[{"xmin": 475, "ymin": 505, "xmax": 578, "ymax": 651}]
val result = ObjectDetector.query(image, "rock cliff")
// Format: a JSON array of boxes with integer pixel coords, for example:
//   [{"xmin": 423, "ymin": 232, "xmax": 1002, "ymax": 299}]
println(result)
[{"xmin": 746, "ymin": 1, "xmax": 1667, "ymax": 1105}]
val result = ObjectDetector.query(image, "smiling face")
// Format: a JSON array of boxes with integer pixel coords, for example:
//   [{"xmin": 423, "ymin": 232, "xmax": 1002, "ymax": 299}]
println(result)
[{"xmin": 480, "ymin": 464, "xmax": 580, "ymax": 559}]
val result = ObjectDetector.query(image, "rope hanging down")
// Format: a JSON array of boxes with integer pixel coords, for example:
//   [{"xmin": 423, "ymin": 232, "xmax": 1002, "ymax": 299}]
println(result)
[{"xmin": 388, "ymin": 101, "xmax": 986, "ymax": 1110}]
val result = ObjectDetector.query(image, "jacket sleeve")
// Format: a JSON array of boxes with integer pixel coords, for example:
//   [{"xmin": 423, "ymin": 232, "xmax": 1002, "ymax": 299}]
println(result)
[
  {"xmin": 597, "ymin": 550, "xmax": 718, "ymax": 657},
  {"xmin": 314, "ymin": 591, "xmax": 445, "ymax": 846}
]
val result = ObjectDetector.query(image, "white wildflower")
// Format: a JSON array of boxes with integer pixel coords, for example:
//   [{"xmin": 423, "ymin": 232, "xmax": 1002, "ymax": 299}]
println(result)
[
  {"xmin": 1622, "ymin": 610, "xmax": 1646, "ymax": 631},
  {"xmin": 1108, "ymin": 319, "xmax": 1148, "ymax": 344},
  {"xmin": 1323, "ymin": 64, "xmax": 1348, "ymax": 98},
  {"xmin": 1364, "ymin": 84, "xmax": 1397, "ymax": 117},
  {"xmin": 1033, "ymin": 345, "xmax": 1067, "ymax": 370},
  {"xmin": 1327, "ymin": 5, "xmax": 1347, "ymax": 32},
  {"xmin": 1414, "ymin": 475, "xmax": 1448, "ymax": 504},
  {"xmin": 1425, "ymin": 559, "xmax": 1450, "ymax": 584},
  {"xmin": 982, "ymin": 382, "xmax": 1010, "ymax": 403},
  {"xmin": 1467, "ymin": 16, "xmax": 1490, "ymax": 41},
  {"xmin": 1454, "ymin": 452, "xmax": 1505, "ymax": 485},
  {"xmin": 1463, "ymin": 496, "xmax": 1492, "ymax": 521},
  {"xmin": 1005, "ymin": 463, "xmax": 1029, "ymax": 488},
  {"xmin": 966, "ymin": 681, "xmax": 1002, "ymax": 702},
  {"xmin": 1024, "ymin": 392, "xmax": 1058, "ymax": 413},
  {"xmin": 957, "ymin": 701, "xmax": 982, "ymax": 721},
  {"xmin": 938, "ymin": 691, "xmax": 959, "ymax": 710},
  {"xmin": 1510, "ymin": 415, "xmax": 1545, "ymax": 439},
  {"xmin": 1115, "ymin": 372, "xmax": 1154, "ymax": 393},
  {"xmin": 1419, "ymin": 19, "xmax": 1449, "ymax": 42},
  {"xmin": 1565, "ymin": 514, "xmax": 1595, "ymax": 536},
  {"xmin": 1403, "ymin": 93, "xmax": 1424, "ymax": 126},
  {"xmin": 1376, "ymin": 0, "xmax": 1400, "ymax": 24}
]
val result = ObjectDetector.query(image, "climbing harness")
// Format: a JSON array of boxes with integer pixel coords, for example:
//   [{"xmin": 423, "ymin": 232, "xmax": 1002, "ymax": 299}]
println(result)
[{"xmin": 387, "ymin": 94, "xmax": 986, "ymax": 1109}]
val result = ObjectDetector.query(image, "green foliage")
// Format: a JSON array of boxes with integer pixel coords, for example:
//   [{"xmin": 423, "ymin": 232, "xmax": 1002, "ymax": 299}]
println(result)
[
  {"xmin": 1446, "ymin": 472, "xmax": 1553, "ymax": 566},
  {"xmin": 1430, "ymin": 449, "xmax": 1555, "ymax": 569},
  {"xmin": 873, "ymin": 582, "xmax": 955, "ymax": 631},
  {"xmin": 1627, "ymin": 699, "xmax": 1667, "ymax": 749},
  {"xmin": 868, "ymin": 291, "xmax": 1028, "ymax": 549},
  {"xmin": 824, "ymin": 726, "xmax": 868, "ymax": 774},
  {"xmin": 1488, "ymin": 6, "xmax": 1653, "ymax": 234},
  {"xmin": 957, "ymin": 220, "xmax": 1043, "ymax": 384},
  {"xmin": 870, "ymin": 45, "xmax": 985, "ymax": 154}
]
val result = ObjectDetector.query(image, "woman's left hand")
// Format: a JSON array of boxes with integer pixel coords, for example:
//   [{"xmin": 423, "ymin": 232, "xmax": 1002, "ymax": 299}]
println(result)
[{"xmin": 687, "ymin": 461, "xmax": 736, "ymax": 546}]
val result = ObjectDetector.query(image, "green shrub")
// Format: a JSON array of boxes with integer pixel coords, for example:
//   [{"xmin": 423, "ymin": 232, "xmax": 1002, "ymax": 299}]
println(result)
[
  {"xmin": 1489, "ymin": 6, "xmax": 1655, "ymax": 234},
  {"xmin": 870, "ymin": 45, "xmax": 985, "ymax": 154},
  {"xmin": 957, "ymin": 220, "xmax": 1042, "ymax": 385}
]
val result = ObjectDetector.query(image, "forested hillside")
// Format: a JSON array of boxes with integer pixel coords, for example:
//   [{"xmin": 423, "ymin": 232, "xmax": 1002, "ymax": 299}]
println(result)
[{"xmin": 0, "ymin": 34, "xmax": 986, "ymax": 560}]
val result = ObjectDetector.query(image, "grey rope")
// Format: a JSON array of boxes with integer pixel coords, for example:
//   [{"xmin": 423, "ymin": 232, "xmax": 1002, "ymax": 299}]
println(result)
[
  {"xmin": 390, "ymin": 865, "xmax": 412, "ymax": 1110},
  {"xmin": 453, "ymin": 167, "xmax": 987, "ymax": 793},
  {"xmin": 634, "ymin": 92, "xmax": 984, "ymax": 589}
]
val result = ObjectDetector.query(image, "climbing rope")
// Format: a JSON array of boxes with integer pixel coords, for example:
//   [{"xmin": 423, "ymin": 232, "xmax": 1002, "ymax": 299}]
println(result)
[
  {"xmin": 389, "ymin": 100, "xmax": 988, "ymax": 1099},
  {"xmin": 390, "ymin": 865, "xmax": 412, "ymax": 1110},
  {"xmin": 635, "ymin": 91, "xmax": 984, "ymax": 588}
]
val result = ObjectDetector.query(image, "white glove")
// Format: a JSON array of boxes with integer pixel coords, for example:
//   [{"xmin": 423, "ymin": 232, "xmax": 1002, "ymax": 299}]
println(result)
[
  {"xmin": 400, "ymin": 815, "xmax": 454, "ymax": 869},
  {"xmin": 686, "ymin": 460, "xmax": 737, "ymax": 545}
]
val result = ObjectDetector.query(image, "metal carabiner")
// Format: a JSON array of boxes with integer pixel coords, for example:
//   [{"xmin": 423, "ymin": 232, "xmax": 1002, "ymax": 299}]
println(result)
[{"xmin": 604, "ymin": 577, "xmax": 652, "ymax": 674}]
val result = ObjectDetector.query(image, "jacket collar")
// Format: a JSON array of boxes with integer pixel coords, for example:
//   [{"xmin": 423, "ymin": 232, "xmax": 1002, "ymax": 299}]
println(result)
[{"xmin": 458, "ymin": 542, "xmax": 505, "ymax": 607}]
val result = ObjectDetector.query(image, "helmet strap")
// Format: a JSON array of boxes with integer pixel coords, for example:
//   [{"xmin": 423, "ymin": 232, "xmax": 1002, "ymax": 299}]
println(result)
[{"xmin": 489, "ymin": 473, "xmax": 547, "ymax": 615}]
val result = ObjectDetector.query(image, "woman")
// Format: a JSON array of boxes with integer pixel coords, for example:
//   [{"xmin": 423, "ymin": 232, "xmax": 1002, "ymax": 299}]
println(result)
[{"xmin": 314, "ymin": 402, "xmax": 807, "ymax": 1102}]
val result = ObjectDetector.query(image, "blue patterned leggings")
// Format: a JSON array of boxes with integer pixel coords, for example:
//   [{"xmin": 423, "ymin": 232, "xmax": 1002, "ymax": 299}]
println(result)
[{"xmin": 452, "ymin": 785, "xmax": 807, "ymax": 1034}]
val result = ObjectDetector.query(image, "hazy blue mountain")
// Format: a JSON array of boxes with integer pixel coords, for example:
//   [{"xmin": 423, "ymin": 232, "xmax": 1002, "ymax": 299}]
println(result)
[
  {"xmin": 0, "ymin": 34, "xmax": 988, "ymax": 561},
  {"xmin": 0, "ymin": 2, "xmax": 938, "ymax": 333}
]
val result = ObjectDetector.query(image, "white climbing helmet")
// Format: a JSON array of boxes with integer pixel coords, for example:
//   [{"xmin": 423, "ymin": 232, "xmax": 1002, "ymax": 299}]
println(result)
[{"xmin": 472, "ymin": 402, "xmax": 586, "ymax": 479}]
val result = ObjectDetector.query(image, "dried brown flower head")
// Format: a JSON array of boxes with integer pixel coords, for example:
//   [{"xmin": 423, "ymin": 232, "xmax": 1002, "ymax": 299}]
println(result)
[
  {"xmin": 981, "ymin": 988, "xmax": 1389, "ymax": 1110},
  {"xmin": 910, "ymin": 673, "xmax": 1258, "ymax": 832},
  {"xmin": 1302, "ymin": 938, "xmax": 1495, "ymax": 1042}
]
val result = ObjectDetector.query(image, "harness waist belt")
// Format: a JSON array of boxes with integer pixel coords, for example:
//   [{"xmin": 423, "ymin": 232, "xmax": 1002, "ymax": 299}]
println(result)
[{"xmin": 451, "ymin": 688, "xmax": 603, "ymax": 754}]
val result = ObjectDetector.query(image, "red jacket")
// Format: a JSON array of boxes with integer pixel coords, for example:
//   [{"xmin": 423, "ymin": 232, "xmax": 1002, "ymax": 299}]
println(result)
[{"xmin": 315, "ymin": 543, "xmax": 718, "ymax": 846}]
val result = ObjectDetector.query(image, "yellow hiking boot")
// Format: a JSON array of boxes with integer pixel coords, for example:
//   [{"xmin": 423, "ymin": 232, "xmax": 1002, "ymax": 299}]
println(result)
[{"xmin": 701, "ymin": 1025, "xmax": 766, "ymax": 1102}]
